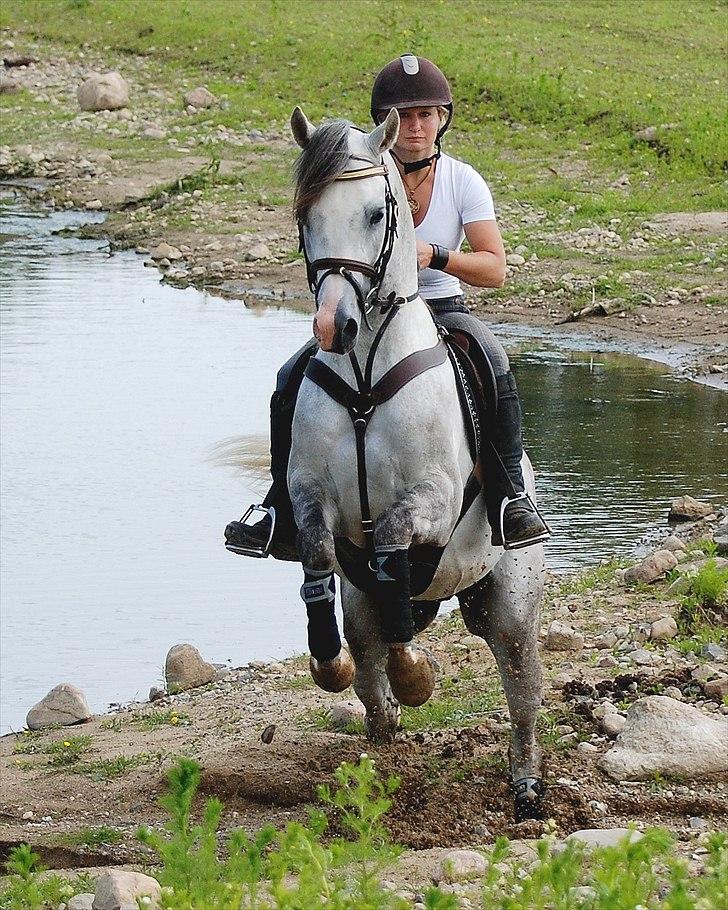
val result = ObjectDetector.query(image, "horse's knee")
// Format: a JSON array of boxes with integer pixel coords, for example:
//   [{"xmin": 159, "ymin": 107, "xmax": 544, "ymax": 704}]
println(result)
[
  {"xmin": 296, "ymin": 524, "xmax": 335, "ymax": 571},
  {"xmin": 373, "ymin": 505, "xmax": 414, "ymax": 548}
]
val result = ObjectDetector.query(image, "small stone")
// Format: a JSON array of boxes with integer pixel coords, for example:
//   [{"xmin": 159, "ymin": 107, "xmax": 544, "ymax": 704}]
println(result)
[
  {"xmin": 624, "ymin": 550, "xmax": 678, "ymax": 585},
  {"xmin": 77, "ymin": 71, "xmax": 129, "ymax": 111},
  {"xmin": 633, "ymin": 126, "xmax": 658, "ymax": 142},
  {"xmin": 630, "ymin": 648, "xmax": 655, "ymax": 666},
  {"xmin": 663, "ymin": 686, "xmax": 683, "ymax": 700},
  {"xmin": 245, "ymin": 242, "xmax": 271, "ymax": 261},
  {"xmin": 598, "ymin": 655, "xmax": 618, "ymax": 668},
  {"xmin": 148, "ymin": 686, "xmax": 165, "ymax": 702},
  {"xmin": 330, "ymin": 699, "xmax": 365, "ymax": 729},
  {"xmin": 552, "ymin": 672, "xmax": 574, "ymax": 689},
  {"xmin": 601, "ymin": 713, "xmax": 627, "ymax": 737},
  {"xmin": 460, "ymin": 634, "xmax": 487, "ymax": 649},
  {"xmin": 0, "ymin": 76, "xmax": 20, "ymax": 94},
  {"xmin": 595, "ymin": 632, "xmax": 618, "ymax": 650},
  {"xmin": 141, "ymin": 127, "xmax": 167, "ymax": 140},
  {"xmin": 150, "ymin": 242, "xmax": 183, "ymax": 261},
  {"xmin": 593, "ymin": 703, "xmax": 619, "ymax": 720},
  {"xmin": 701, "ymin": 643, "xmax": 726, "ymax": 662},
  {"xmin": 165, "ymin": 643, "xmax": 217, "ymax": 693},
  {"xmin": 669, "ymin": 496, "xmax": 715, "ymax": 522},
  {"xmin": 704, "ymin": 677, "xmax": 728, "ymax": 699},
  {"xmin": 68, "ymin": 896, "xmax": 95, "ymax": 910},
  {"xmin": 578, "ymin": 741, "xmax": 599, "ymax": 754},
  {"xmin": 650, "ymin": 617, "xmax": 678, "ymax": 641},
  {"xmin": 435, "ymin": 849, "xmax": 487, "ymax": 883},
  {"xmin": 22, "ymin": 810, "xmax": 33, "ymax": 820},
  {"xmin": 566, "ymin": 828, "xmax": 643, "ymax": 848},
  {"xmin": 91, "ymin": 870, "xmax": 161, "ymax": 909},
  {"xmin": 27, "ymin": 683, "xmax": 92, "ymax": 730},
  {"xmin": 506, "ymin": 253, "xmax": 526, "ymax": 266},
  {"xmin": 184, "ymin": 86, "xmax": 216, "ymax": 109},
  {"xmin": 546, "ymin": 621, "xmax": 584, "ymax": 651},
  {"xmin": 689, "ymin": 817, "xmax": 708, "ymax": 830},
  {"xmin": 662, "ymin": 535, "xmax": 687, "ymax": 552}
]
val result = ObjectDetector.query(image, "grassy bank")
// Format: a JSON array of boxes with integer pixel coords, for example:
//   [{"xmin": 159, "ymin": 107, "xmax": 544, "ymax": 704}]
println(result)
[{"xmin": 2, "ymin": 0, "xmax": 727, "ymax": 214}]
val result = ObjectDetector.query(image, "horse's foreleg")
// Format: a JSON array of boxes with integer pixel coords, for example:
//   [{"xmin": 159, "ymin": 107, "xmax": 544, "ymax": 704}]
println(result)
[
  {"xmin": 341, "ymin": 580, "xmax": 400, "ymax": 743},
  {"xmin": 294, "ymin": 490, "xmax": 355, "ymax": 693},
  {"xmin": 373, "ymin": 478, "xmax": 454, "ymax": 707},
  {"xmin": 459, "ymin": 552, "xmax": 545, "ymax": 821}
]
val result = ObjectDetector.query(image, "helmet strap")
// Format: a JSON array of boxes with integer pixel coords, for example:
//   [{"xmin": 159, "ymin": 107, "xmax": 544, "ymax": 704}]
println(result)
[{"xmin": 392, "ymin": 145, "xmax": 441, "ymax": 174}]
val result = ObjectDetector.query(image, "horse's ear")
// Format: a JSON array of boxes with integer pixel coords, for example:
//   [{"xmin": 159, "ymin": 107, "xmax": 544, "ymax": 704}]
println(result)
[
  {"xmin": 366, "ymin": 108, "xmax": 400, "ymax": 156},
  {"xmin": 291, "ymin": 106, "xmax": 316, "ymax": 148}
]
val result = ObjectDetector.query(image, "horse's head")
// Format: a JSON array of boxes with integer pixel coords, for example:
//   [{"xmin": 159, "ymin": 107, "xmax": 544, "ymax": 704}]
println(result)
[{"xmin": 291, "ymin": 107, "xmax": 416, "ymax": 354}]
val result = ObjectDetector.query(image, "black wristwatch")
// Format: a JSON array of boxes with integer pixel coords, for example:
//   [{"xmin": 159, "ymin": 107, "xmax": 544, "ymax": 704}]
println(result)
[{"xmin": 429, "ymin": 243, "xmax": 450, "ymax": 271}]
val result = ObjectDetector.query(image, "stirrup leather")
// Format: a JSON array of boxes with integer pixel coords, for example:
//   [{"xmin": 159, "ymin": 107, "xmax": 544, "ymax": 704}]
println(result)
[
  {"xmin": 225, "ymin": 505, "xmax": 276, "ymax": 558},
  {"xmin": 499, "ymin": 492, "xmax": 552, "ymax": 551}
]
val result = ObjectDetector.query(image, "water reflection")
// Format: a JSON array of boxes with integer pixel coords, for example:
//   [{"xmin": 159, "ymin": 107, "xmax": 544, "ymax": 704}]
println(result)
[{"xmin": 1, "ymin": 196, "xmax": 726, "ymax": 732}]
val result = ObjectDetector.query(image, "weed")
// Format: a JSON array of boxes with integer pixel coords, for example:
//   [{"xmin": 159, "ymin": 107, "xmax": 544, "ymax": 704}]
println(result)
[
  {"xmin": 61, "ymin": 825, "xmax": 123, "ymax": 847},
  {"xmin": 132, "ymin": 709, "xmax": 191, "ymax": 730},
  {"xmin": 14, "ymin": 734, "xmax": 92, "ymax": 767},
  {"xmin": 0, "ymin": 843, "xmax": 87, "ymax": 908},
  {"xmin": 676, "ymin": 558, "xmax": 728, "ymax": 639},
  {"xmin": 556, "ymin": 559, "xmax": 625, "ymax": 596},
  {"xmin": 99, "ymin": 715, "xmax": 124, "ymax": 732},
  {"xmin": 73, "ymin": 751, "xmax": 162, "ymax": 780}
]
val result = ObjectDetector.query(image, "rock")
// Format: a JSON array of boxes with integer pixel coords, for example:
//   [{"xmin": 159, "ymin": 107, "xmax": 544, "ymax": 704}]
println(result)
[
  {"xmin": 630, "ymin": 648, "xmax": 655, "ymax": 666},
  {"xmin": 704, "ymin": 677, "xmax": 728, "ymax": 699},
  {"xmin": 598, "ymin": 655, "xmax": 618, "ymax": 668},
  {"xmin": 689, "ymin": 816, "xmax": 708, "ymax": 830},
  {"xmin": 330, "ymin": 699, "xmax": 365, "ymax": 729},
  {"xmin": 506, "ymin": 253, "xmax": 526, "ymax": 267},
  {"xmin": 148, "ymin": 686, "xmax": 165, "ymax": 702},
  {"xmin": 633, "ymin": 126, "xmax": 658, "ymax": 143},
  {"xmin": 545, "ymin": 621, "xmax": 584, "ymax": 651},
  {"xmin": 77, "ymin": 72, "xmax": 129, "ymax": 112},
  {"xmin": 650, "ymin": 616, "xmax": 678, "ymax": 641},
  {"xmin": 551, "ymin": 672, "xmax": 574, "ymax": 689},
  {"xmin": 69, "ymin": 896, "xmax": 95, "ymax": 910},
  {"xmin": 26, "ymin": 683, "xmax": 92, "ymax": 730},
  {"xmin": 0, "ymin": 76, "xmax": 20, "ymax": 94},
  {"xmin": 624, "ymin": 550, "xmax": 678, "ymax": 585},
  {"xmin": 599, "ymin": 696, "xmax": 728, "ymax": 780},
  {"xmin": 183, "ymin": 86, "xmax": 216, "ymax": 109},
  {"xmin": 578, "ymin": 741, "xmax": 599, "ymax": 754},
  {"xmin": 595, "ymin": 632, "xmax": 618, "ymax": 650},
  {"xmin": 662, "ymin": 535, "xmax": 687, "ymax": 552},
  {"xmin": 435, "ymin": 849, "xmax": 487, "ymax": 883},
  {"xmin": 601, "ymin": 713, "xmax": 627, "ymax": 737},
  {"xmin": 92, "ymin": 870, "xmax": 161, "ymax": 909},
  {"xmin": 245, "ymin": 242, "xmax": 271, "ymax": 261},
  {"xmin": 663, "ymin": 686, "xmax": 683, "ymax": 700},
  {"xmin": 165, "ymin": 644, "xmax": 217, "ymax": 693},
  {"xmin": 150, "ymin": 242, "xmax": 183, "ymax": 261},
  {"xmin": 701, "ymin": 642, "xmax": 726, "ymax": 662},
  {"xmin": 566, "ymin": 828, "xmax": 643, "ymax": 848},
  {"xmin": 460, "ymin": 634, "xmax": 487, "ymax": 650},
  {"xmin": 85, "ymin": 199, "xmax": 103, "ymax": 211},
  {"xmin": 593, "ymin": 702, "xmax": 618, "ymax": 720},
  {"xmin": 668, "ymin": 496, "xmax": 715, "ymax": 522},
  {"xmin": 714, "ymin": 519, "xmax": 728, "ymax": 556},
  {"xmin": 141, "ymin": 127, "xmax": 167, "ymax": 140}
]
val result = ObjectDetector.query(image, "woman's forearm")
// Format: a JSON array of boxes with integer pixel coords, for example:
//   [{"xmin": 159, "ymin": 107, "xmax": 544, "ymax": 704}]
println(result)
[{"xmin": 440, "ymin": 249, "xmax": 506, "ymax": 288}]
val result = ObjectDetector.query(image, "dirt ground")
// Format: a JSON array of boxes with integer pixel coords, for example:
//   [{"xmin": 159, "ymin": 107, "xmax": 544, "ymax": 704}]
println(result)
[{"xmin": 1, "ymin": 512, "xmax": 726, "ymax": 881}]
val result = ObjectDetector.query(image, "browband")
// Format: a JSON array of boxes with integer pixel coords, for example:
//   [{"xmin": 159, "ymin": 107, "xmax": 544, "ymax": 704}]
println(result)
[{"xmin": 336, "ymin": 164, "xmax": 388, "ymax": 181}]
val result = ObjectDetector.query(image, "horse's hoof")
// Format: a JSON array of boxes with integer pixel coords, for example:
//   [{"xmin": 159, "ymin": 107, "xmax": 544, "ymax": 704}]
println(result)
[
  {"xmin": 513, "ymin": 777, "xmax": 546, "ymax": 822},
  {"xmin": 309, "ymin": 650, "xmax": 355, "ymax": 693},
  {"xmin": 385, "ymin": 644, "xmax": 436, "ymax": 707}
]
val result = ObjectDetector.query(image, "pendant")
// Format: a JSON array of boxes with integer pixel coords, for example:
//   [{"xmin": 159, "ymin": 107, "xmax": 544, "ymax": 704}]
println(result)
[{"xmin": 408, "ymin": 197, "xmax": 420, "ymax": 215}]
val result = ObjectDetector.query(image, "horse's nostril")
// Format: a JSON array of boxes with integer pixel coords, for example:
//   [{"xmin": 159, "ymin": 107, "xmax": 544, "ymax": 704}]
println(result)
[{"xmin": 341, "ymin": 318, "xmax": 358, "ymax": 347}]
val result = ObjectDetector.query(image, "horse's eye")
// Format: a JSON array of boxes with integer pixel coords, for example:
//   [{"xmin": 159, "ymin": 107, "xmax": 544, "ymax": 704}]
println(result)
[{"xmin": 369, "ymin": 209, "xmax": 385, "ymax": 226}]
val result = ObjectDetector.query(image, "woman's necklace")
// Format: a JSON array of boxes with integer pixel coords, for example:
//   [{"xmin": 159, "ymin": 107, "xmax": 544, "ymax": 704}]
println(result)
[{"xmin": 403, "ymin": 163, "xmax": 432, "ymax": 215}]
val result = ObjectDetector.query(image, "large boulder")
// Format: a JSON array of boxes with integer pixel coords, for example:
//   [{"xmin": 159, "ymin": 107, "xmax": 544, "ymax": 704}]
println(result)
[
  {"xmin": 668, "ymin": 495, "xmax": 715, "ymax": 522},
  {"xmin": 599, "ymin": 696, "xmax": 728, "ymax": 780},
  {"xmin": 77, "ymin": 72, "xmax": 129, "ymax": 111},
  {"xmin": 26, "ymin": 683, "xmax": 92, "ymax": 730},
  {"xmin": 165, "ymin": 643, "xmax": 217, "ymax": 693},
  {"xmin": 92, "ymin": 870, "xmax": 161, "ymax": 909},
  {"xmin": 623, "ymin": 550, "xmax": 677, "ymax": 584}
]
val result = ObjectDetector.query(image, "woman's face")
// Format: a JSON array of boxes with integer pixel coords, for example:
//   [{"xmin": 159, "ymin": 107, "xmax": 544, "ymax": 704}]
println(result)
[{"xmin": 393, "ymin": 106, "xmax": 441, "ymax": 158}]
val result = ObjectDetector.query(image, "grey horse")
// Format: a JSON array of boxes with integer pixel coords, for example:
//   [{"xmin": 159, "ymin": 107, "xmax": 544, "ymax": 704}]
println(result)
[{"xmin": 287, "ymin": 107, "xmax": 546, "ymax": 820}]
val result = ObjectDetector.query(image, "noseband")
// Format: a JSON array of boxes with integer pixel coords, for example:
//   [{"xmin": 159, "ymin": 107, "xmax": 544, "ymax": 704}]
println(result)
[{"xmin": 297, "ymin": 155, "xmax": 417, "ymax": 329}]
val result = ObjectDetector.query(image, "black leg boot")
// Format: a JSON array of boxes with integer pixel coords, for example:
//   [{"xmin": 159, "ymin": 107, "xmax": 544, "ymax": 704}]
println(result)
[
  {"xmin": 486, "ymin": 372, "xmax": 550, "ymax": 550},
  {"xmin": 224, "ymin": 341, "xmax": 316, "ymax": 560}
]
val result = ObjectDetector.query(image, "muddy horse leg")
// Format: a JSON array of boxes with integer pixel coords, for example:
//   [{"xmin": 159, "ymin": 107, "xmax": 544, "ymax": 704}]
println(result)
[
  {"xmin": 341, "ymin": 580, "xmax": 400, "ymax": 743},
  {"xmin": 458, "ymin": 550, "xmax": 545, "ymax": 821}
]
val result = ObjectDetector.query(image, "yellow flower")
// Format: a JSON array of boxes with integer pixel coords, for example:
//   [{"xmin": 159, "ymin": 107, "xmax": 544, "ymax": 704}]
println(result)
[{"xmin": 63, "ymin": 741, "xmax": 71, "ymax": 747}]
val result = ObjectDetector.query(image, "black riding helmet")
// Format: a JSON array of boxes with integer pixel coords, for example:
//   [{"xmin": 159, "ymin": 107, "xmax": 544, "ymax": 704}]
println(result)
[{"xmin": 370, "ymin": 54, "xmax": 453, "ymax": 172}]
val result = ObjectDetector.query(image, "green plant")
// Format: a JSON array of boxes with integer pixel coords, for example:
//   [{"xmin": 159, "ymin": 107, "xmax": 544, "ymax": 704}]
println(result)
[
  {"xmin": 0, "ymin": 844, "xmax": 83, "ymax": 909},
  {"xmin": 62, "ymin": 825, "xmax": 124, "ymax": 846},
  {"xmin": 133, "ymin": 709, "xmax": 191, "ymax": 730}
]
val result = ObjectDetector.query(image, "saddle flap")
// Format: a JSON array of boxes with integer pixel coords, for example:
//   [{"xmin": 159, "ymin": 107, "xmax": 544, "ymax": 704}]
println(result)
[{"xmin": 443, "ymin": 331, "xmax": 497, "ymax": 463}]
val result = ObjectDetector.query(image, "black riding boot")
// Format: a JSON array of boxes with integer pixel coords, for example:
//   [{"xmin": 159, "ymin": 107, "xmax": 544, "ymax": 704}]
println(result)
[
  {"xmin": 224, "ymin": 341, "xmax": 316, "ymax": 561},
  {"xmin": 486, "ymin": 372, "xmax": 550, "ymax": 549}
]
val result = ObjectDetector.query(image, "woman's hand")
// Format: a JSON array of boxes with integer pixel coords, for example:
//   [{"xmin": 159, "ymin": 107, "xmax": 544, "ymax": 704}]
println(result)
[{"xmin": 416, "ymin": 239, "xmax": 434, "ymax": 270}]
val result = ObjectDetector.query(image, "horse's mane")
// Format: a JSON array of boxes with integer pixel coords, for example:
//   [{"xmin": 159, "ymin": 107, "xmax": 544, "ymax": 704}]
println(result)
[{"xmin": 293, "ymin": 118, "xmax": 353, "ymax": 222}]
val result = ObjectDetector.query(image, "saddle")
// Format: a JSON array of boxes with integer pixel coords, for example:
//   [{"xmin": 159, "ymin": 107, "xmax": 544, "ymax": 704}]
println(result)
[{"xmin": 334, "ymin": 323, "xmax": 498, "ymax": 598}]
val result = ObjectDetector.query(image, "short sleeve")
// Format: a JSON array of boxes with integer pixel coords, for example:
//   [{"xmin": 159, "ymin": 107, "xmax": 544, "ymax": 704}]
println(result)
[{"xmin": 458, "ymin": 163, "xmax": 496, "ymax": 224}]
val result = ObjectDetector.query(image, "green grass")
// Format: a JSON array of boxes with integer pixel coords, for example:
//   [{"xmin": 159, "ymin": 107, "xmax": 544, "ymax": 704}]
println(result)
[
  {"xmin": 60, "ymin": 825, "xmax": 124, "ymax": 847},
  {"xmin": 132, "ymin": 709, "xmax": 191, "ymax": 730},
  {"xmin": 13, "ymin": 734, "xmax": 93, "ymax": 767},
  {"xmin": 555, "ymin": 559, "xmax": 626, "ymax": 596},
  {"xmin": 2, "ymin": 0, "xmax": 726, "ymax": 214}
]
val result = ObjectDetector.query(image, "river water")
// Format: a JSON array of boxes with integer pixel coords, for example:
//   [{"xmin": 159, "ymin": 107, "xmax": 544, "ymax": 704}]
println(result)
[{"xmin": 1, "ymin": 196, "xmax": 726, "ymax": 732}]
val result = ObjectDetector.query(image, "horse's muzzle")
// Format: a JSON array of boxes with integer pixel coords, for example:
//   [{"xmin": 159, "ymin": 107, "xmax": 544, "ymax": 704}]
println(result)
[{"xmin": 313, "ymin": 290, "xmax": 360, "ymax": 354}]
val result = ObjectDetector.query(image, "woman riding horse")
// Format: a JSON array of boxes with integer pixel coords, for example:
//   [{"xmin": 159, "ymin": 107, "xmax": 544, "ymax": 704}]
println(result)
[{"xmin": 225, "ymin": 54, "xmax": 549, "ymax": 558}]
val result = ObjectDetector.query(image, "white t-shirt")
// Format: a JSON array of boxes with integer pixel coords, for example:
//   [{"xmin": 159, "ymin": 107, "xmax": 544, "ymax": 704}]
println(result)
[{"xmin": 415, "ymin": 152, "xmax": 496, "ymax": 300}]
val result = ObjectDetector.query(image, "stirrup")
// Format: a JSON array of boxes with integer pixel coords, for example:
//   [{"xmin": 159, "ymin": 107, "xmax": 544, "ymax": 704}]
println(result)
[
  {"xmin": 499, "ymin": 492, "xmax": 552, "ymax": 551},
  {"xmin": 224, "ymin": 505, "xmax": 276, "ymax": 558}
]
